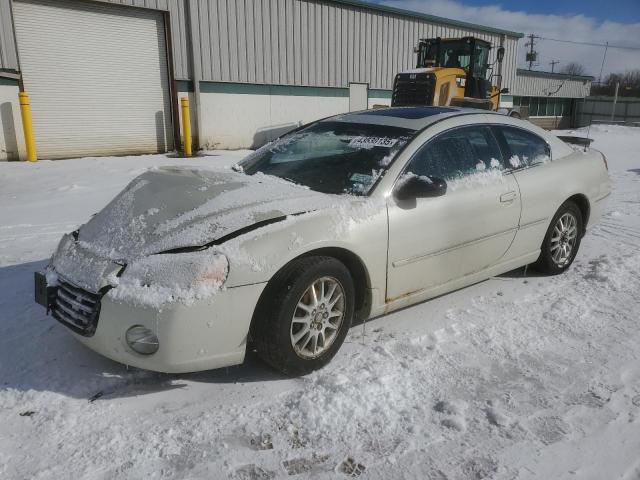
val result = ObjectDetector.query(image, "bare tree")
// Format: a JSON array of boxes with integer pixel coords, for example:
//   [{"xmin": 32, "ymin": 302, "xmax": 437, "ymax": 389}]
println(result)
[
  {"xmin": 560, "ymin": 62, "xmax": 586, "ymax": 76},
  {"xmin": 591, "ymin": 69, "xmax": 640, "ymax": 97}
]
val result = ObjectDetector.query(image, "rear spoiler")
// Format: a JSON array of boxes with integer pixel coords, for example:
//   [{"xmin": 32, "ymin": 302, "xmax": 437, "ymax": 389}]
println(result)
[{"xmin": 557, "ymin": 135, "xmax": 593, "ymax": 148}]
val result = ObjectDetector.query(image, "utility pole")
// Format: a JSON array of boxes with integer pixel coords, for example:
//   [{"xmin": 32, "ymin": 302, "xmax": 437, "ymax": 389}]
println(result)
[
  {"xmin": 525, "ymin": 34, "xmax": 540, "ymax": 70},
  {"xmin": 597, "ymin": 42, "xmax": 609, "ymax": 85},
  {"xmin": 611, "ymin": 82, "xmax": 619, "ymax": 121},
  {"xmin": 549, "ymin": 60, "xmax": 559, "ymax": 73}
]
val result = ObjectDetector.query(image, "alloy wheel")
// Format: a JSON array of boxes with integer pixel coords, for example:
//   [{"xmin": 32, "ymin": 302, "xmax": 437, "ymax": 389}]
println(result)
[
  {"xmin": 550, "ymin": 212, "xmax": 578, "ymax": 267},
  {"xmin": 290, "ymin": 276, "xmax": 345, "ymax": 359}
]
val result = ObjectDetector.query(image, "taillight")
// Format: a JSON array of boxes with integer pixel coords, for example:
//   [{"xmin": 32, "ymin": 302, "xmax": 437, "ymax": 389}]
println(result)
[{"xmin": 601, "ymin": 152, "xmax": 608, "ymax": 171}]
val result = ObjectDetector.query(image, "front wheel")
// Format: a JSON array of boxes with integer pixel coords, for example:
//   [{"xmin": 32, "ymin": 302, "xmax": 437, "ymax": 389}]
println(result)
[
  {"xmin": 534, "ymin": 201, "xmax": 583, "ymax": 274},
  {"xmin": 252, "ymin": 256, "xmax": 355, "ymax": 375}
]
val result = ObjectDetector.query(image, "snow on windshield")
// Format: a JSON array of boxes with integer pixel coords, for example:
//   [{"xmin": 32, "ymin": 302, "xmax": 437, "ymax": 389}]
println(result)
[{"xmin": 241, "ymin": 121, "xmax": 415, "ymax": 196}]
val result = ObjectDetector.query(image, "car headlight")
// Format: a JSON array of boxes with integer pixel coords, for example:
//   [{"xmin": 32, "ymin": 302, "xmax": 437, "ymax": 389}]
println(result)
[
  {"xmin": 126, "ymin": 325, "xmax": 159, "ymax": 355},
  {"xmin": 108, "ymin": 250, "xmax": 228, "ymax": 308}
]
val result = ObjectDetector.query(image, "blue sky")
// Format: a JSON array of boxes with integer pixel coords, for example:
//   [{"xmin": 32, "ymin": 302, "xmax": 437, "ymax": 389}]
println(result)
[
  {"xmin": 376, "ymin": 0, "xmax": 640, "ymax": 75},
  {"xmin": 448, "ymin": 0, "xmax": 640, "ymax": 23}
]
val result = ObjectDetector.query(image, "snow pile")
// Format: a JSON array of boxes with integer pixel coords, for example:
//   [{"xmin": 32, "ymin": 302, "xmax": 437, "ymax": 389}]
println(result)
[
  {"xmin": 508, "ymin": 155, "xmax": 522, "ymax": 168},
  {"xmin": 272, "ymin": 353, "xmax": 434, "ymax": 452},
  {"xmin": 447, "ymin": 168, "xmax": 505, "ymax": 191},
  {"xmin": 476, "ymin": 158, "xmax": 502, "ymax": 171},
  {"xmin": 107, "ymin": 250, "xmax": 228, "ymax": 308}
]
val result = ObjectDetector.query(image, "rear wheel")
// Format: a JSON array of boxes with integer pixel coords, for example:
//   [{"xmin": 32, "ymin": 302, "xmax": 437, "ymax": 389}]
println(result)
[
  {"xmin": 253, "ymin": 256, "xmax": 354, "ymax": 375},
  {"xmin": 534, "ymin": 201, "xmax": 583, "ymax": 274}
]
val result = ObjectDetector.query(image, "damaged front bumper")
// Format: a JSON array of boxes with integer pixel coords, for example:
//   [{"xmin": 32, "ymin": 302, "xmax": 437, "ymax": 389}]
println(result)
[
  {"xmin": 37, "ymin": 266, "xmax": 266, "ymax": 373},
  {"xmin": 35, "ymin": 234, "xmax": 267, "ymax": 373},
  {"xmin": 69, "ymin": 282, "xmax": 266, "ymax": 373}
]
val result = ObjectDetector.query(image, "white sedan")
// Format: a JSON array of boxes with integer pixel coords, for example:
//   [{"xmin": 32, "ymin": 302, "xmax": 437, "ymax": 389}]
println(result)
[{"xmin": 35, "ymin": 107, "xmax": 610, "ymax": 375}]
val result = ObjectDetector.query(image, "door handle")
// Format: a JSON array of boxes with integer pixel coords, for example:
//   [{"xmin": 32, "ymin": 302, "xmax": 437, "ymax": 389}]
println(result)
[{"xmin": 500, "ymin": 191, "xmax": 516, "ymax": 203}]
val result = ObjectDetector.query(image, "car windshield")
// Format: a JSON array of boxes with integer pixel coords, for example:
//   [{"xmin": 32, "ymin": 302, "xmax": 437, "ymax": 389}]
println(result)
[{"xmin": 240, "ymin": 121, "xmax": 416, "ymax": 195}]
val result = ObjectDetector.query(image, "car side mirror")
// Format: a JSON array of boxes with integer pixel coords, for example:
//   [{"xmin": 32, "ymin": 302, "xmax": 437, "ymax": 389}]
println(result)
[
  {"xmin": 395, "ymin": 175, "xmax": 447, "ymax": 200},
  {"xmin": 496, "ymin": 46, "xmax": 505, "ymax": 63}
]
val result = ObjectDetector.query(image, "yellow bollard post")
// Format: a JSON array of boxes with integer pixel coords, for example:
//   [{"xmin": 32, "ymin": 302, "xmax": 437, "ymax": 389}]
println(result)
[
  {"xmin": 18, "ymin": 92, "xmax": 37, "ymax": 162},
  {"xmin": 180, "ymin": 96, "xmax": 192, "ymax": 157}
]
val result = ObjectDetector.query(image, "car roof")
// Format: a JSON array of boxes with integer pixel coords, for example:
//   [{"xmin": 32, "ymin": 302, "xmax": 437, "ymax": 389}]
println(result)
[{"xmin": 325, "ymin": 106, "xmax": 495, "ymax": 130}]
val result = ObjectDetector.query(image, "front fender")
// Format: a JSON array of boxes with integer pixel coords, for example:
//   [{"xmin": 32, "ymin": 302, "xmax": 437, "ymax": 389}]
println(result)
[{"xmin": 219, "ymin": 205, "xmax": 388, "ymax": 295}]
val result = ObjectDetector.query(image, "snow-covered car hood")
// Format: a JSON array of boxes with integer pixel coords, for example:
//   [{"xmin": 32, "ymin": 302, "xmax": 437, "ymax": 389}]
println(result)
[{"xmin": 77, "ymin": 166, "xmax": 337, "ymax": 261}]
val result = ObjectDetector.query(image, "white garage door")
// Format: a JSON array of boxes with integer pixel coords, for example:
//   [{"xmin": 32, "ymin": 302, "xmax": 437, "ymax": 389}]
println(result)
[{"xmin": 12, "ymin": 0, "xmax": 173, "ymax": 159}]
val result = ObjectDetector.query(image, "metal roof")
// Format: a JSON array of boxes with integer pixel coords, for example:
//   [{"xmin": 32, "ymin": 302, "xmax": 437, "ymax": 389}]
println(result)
[
  {"xmin": 326, "ymin": 0, "xmax": 525, "ymax": 38},
  {"xmin": 516, "ymin": 69, "xmax": 595, "ymax": 82}
]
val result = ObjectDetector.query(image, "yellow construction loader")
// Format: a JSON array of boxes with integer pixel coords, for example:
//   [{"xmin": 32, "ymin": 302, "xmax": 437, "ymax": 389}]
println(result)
[{"xmin": 391, "ymin": 36, "xmax": 509, "ymax": 112}]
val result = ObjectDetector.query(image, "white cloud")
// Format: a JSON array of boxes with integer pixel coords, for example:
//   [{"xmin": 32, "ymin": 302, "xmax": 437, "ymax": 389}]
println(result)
[{"xmin": 379, "ymin": 0, "xmax": 640, "ymax": 78}]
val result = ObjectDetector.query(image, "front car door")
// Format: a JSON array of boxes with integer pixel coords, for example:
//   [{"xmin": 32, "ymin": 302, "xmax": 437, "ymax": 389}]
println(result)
[
  {"xmin": 386, "ymin": 123, "xmax": 521, "ymax": 301},
  {"xmin": 490, "ymin": 124, "xmax": 557, "ymax": 260}
]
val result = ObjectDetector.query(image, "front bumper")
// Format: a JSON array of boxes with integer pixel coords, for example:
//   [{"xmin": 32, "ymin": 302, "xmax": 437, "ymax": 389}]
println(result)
[
  {"xmin": 38, "ymin": 269, "xmax": 266, "ymax": 373},
  {"xmin": 77, "ymin": 282, "xmax": 266, "ymax": 373}
]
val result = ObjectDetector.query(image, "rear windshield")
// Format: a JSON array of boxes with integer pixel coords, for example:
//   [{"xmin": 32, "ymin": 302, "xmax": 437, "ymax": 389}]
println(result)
[{"xmin": 240, "ymin": 121, "xmax": 416, "ymax": 195}]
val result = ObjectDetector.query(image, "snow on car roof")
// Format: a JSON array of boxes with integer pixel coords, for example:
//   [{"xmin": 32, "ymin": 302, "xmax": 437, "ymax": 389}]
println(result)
[{"xmin": 327, "ymin": 106, "xmax": 492, "ymax": 130}]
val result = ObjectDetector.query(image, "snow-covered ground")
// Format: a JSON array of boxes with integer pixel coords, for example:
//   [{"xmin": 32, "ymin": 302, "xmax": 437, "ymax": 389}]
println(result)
[{"xmin": 1, "ymin": 126, "xmax": 639, "ymax": 479}]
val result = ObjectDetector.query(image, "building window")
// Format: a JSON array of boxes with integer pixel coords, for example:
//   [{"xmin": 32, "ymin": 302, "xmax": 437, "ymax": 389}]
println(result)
[
  {"xmin": 530, "ymin": 97, "xmax": 540, "ymax": 116},
  {"xmin": 514, "ymin": 96, "xmax": 572, "ymax": 117}
]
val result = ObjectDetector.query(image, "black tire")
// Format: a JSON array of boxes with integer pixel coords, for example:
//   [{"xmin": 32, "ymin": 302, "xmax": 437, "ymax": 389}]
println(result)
[
  {"xmin": 252, "ymin": 256, "xmax": 355, "ymax": 375},
  {"xmin": 509, "ymin": 111, "xmax": 521, "ymax": 119},
  {"xmin": 534, "ymin": 201, "xmax": 583, "ymax": 274}
]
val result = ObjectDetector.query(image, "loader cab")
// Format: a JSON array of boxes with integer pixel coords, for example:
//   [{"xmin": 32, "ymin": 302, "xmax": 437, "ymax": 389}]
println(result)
[{"xmin": 416, "ymin": 37, "xmax": 491, "ymax": 98}]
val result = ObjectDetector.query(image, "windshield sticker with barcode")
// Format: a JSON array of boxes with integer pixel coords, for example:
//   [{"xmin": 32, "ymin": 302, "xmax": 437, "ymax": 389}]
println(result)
[
  {"xmin": 350, "ymin": 173, "xmax": 373, "ymax": 184},
  {"xmin": 349, "ymin": 136, "xmax": 399, "ymax": 148}
]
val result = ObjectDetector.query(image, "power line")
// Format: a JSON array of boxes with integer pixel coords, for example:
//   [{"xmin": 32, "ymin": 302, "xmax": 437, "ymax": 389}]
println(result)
[{"xmin": 536, "ymin": 36, "xmax": 640, "ymax": 51}]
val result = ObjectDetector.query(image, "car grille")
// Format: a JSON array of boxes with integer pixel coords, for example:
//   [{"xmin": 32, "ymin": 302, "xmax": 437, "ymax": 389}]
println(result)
[
  {"xmin": 51, "ymin": 278, "xmax": 102, "ymax": 337},
  {"xmin": 391, "ymin": 72, "xmax": 436, "ymax": 106}
]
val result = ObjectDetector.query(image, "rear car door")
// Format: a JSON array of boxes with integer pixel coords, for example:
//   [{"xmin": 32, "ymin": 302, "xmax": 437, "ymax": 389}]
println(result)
[{"xmin": 386, "ymin": 125, "xmax": 522, "ymax": 301}]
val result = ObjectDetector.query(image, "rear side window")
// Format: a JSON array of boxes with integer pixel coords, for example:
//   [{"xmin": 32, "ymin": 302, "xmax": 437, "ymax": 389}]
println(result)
[
  {"xmin": 405, "ymin": 125, "xmax": 503, "ymax": 180},
  {"xmin": 495, "ymin": 126, "xmax": 551, "ymax": 168}
]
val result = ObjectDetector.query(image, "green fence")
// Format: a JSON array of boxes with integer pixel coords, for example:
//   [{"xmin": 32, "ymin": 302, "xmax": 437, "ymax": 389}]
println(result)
[{"xmin": 575, "ymin": 96, "xmax": 640, "ymax": 127}]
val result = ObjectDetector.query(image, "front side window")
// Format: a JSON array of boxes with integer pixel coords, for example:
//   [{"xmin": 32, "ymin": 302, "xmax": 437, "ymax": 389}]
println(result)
[
  {"xmin": 240, "ymin": 121, "xmax": 415, "ymax": 195},
  {"xmin": 473, "ymin": 43, "xmax": 490, "ymax": 78},
  {"xmin": 404, "ymin": 125, "xmax": 503, "ymax": 181},
  {"xmin": 440, "ymin": 41, "xmax": 471, "ymax": 69},
  {"xmin": 495, "ymin": 126, "xmax": 550, "ymax": 168}
]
